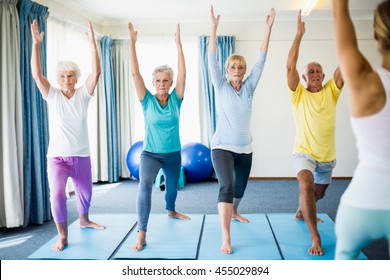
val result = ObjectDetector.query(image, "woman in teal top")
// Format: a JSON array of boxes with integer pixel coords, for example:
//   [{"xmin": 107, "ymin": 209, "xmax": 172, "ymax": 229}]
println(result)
[{"xmin": 128, "ymin": 22, "xmax": 189, "ymax": 251}]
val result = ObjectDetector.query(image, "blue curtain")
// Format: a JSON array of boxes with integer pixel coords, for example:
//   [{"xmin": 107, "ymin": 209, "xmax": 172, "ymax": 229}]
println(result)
[
  {"xmin": 18, "ymin": 0, "xmax": 50, "ymax": 225},
  {"xmin": 199, "ymin": 36, "xmax": 235, "ymax": 145},
  {"xmin": 101, "ymin": 36, "xmax": 119, "ymax": 183}
]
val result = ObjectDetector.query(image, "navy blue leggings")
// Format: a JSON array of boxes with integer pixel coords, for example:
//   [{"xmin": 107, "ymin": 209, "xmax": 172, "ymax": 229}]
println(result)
[{"xmin": 211, "ymin": 149, "xmax": 253, "ymax": 203}]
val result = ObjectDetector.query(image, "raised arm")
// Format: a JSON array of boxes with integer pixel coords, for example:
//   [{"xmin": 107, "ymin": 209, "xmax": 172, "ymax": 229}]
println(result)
[
  {"xmin": 286, "ymin": 10, "xmax": 305, "ymax": 91},
  {"xmin": 208, "ymin": 5, "xmax": 220, "ymax": 53},
  {"xmin": 333, "ymin": 66, "xmax": 344, "ymax": 89},
  {"xmin": 175, "ymin": 24, "xmax": 186, "ymax": 99},
  {"xmin": 332, "ymin": 0, "xmax": 371, "ymax": 82},
  {"xmin": 128, "ymin": 22, "xmax": 147, "ymax": 101},
  {"xmin": 332, "ymin": 0, "xmax": 381, "ymax": 116},
  {"xmin": 260, "ymin": 8, "xmax": 276, "ymax": 52},
  {"xmin": 30, "ymin": 19, "xmax": 50, "ymax": 98},
  {"xmin": 85, "ymin": 20, "xmax": 101, "ymax": 96}
]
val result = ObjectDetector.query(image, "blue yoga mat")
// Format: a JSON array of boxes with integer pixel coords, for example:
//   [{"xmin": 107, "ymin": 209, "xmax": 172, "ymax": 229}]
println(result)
[
  {"xmin": 113, "ymin": 214, "xmax": 204, "ymax": 260},
  {"xmin": 198, "ymin": 213, "xmax": 282, "ymax": 260},
  {"xmin": 28, "ymin": 213, "xmax": 136, "ymax": 260},
  {"xmin": 267, "ymin": 213, "xmax": 367, "ymax": 260}
]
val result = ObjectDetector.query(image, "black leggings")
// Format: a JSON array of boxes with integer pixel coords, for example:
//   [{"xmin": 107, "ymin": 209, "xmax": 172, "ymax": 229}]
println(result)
[{"xmin": 211, "ymin": 149, "xmax": 253, "ymax": 203}]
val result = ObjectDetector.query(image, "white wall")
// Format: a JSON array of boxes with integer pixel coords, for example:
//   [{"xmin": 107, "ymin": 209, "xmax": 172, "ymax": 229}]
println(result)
[{"xmin": 38, "ymin": 0, "xmax": 382, "ymax": 177}]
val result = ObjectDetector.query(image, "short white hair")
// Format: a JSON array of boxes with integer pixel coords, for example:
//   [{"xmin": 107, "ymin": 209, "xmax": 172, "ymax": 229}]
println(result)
[
  {"xmin": 152, "ymin": 64, "xmax": 174, "ymax": 81},
  {"xmin": 56, "ymin": 61, "xmax": 81, "ymax": 79},
  {"xmin": 302, "ymin": 62, "xmax": 323, "ymax": 74}
]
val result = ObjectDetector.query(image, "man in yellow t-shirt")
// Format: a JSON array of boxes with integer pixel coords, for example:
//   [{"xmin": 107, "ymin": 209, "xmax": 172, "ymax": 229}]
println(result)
[{"xmin": 286, "ymin": 10, "xmax": 344, "ymax": 257}]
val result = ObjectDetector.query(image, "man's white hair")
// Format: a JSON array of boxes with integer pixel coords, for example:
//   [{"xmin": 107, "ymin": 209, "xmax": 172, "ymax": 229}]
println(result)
[{"xmin": 302, "ymin": 62, "xmax": 323, "ymax": 75}]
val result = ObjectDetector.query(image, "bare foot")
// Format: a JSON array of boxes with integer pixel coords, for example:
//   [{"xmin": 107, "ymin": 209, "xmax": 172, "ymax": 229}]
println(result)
[
  {"xmin": 294, "ymin": 209, "xmax": 305, "ymax": 220},
  {"xmin": 231, "ymin": 213, "xmax": 249, "ymax": 223},
  {"xmin": 168, "ymin": 211, "xmax": 190, "ymax": 220},
  {"xmin": 132, "ymin": 231, "xmax": 146, "ymax": 251},
  {"xmin": 80, "ymin": 220, "xmax": 106, "ymax": 229},
  {"xmin": 132, "ymin": 238, "xmax": 147, "ymax": 251},
  {"xmin": 220, "ymin": 241, "xmax": 233, "ymax": 254},
  {"xmin": 295, "ymin": 210, "xmax": 324, "ymax": 223},
  {"xmin": 52, "ymin": 237, "xmax": 68, "ymax": 252},
  {"xmin": 308, "ymin": 238, "xmax": 324, "ymax": 256}
]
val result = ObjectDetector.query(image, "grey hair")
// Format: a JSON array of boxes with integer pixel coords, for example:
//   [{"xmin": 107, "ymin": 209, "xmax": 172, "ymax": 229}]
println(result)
[
  {"xmin": 152, "ymin": 64, "xmax": 174, "ymax": 81},
  {"xmin": 302, "ymin": 62, "xmax": 323, "ymax": 74},
  {"xmin": 56, "ymin": 61, "xmax": 81, "ymax": 79}
]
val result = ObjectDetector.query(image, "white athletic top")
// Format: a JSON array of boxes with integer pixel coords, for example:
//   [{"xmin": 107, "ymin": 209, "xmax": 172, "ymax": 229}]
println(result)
[
  {"xmin": 340, "ymin": 68, "xmax": 390, "ymax": 210},
  {"xmin": 44, "ymin": 85, "xmax": 93, "ymax": 157}
]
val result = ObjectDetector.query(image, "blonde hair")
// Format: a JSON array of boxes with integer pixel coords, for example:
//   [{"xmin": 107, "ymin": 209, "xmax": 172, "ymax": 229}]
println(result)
[
  {"xmin": 225, "ymin": 54, "xmax": 247, "ymax": 80},
  {"xmin": 374, "ymin": 0, "xmax": 390, "ymax": 51},
  {"xmin": 56, "ymin": 61, "xmax": 81, "ymax": 79}
]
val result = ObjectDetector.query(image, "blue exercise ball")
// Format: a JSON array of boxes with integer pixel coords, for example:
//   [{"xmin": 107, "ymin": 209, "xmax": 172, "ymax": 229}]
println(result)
[
  {"xmin": 181, "ymin": 142, "xmax": 213, "ymax": 183},
  {"xmin": 126, "ymin": 140, "xmax": 143, "ymax": 180}
]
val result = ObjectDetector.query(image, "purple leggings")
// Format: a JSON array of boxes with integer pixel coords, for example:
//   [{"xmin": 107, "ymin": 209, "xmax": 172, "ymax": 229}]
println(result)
[{"xmin": 47, "ymin": 156, "xmax": 92, "ymax": 223}]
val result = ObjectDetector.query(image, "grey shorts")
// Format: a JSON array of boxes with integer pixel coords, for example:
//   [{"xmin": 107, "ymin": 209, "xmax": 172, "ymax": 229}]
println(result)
[{"xmin": 293, "ymin": 153, "xmax": 336, "ymax": 185}]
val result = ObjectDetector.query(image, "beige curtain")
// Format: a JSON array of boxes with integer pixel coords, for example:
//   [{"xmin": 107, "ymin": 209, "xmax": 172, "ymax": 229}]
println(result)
[
  {"xmin": 112, "ymin": 39, "xmax": 132, "ymax": 179},
  {"xmin": 0, "ymin": 0, "xmax": 24, "ymax": 227}
]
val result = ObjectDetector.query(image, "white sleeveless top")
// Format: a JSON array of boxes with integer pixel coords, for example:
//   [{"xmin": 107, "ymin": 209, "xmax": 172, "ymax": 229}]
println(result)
[{"xmin": 340, "ymin": 68, "xmax": 390, "ymax": 210}]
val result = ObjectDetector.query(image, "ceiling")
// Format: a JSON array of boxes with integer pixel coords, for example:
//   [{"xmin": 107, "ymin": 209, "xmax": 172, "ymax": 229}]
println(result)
[{"xmin": 48, "ymin": 0, "xmax": 382, "ymax": 26}]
